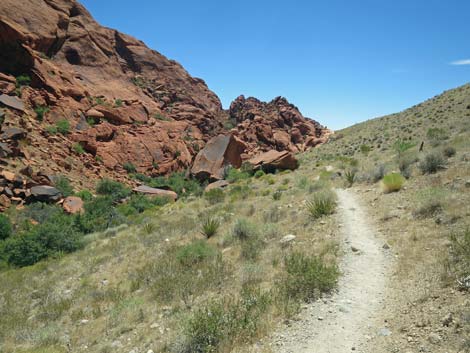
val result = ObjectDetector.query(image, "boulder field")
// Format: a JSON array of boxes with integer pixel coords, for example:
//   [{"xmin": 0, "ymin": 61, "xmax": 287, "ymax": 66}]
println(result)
[{"xmin": 0, "ymin": 0, "xmax": 331, "ymax": 193}]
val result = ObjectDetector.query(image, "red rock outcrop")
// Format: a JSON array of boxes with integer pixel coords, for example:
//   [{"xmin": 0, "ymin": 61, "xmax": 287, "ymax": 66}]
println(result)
[
  {"xmin": 191, "ymin": 134, "xmax": 247, "ymax": 181},
  {"xmin": 229, "ymin": 96, "xmax": 331, "ymax": 157},
  {"xmin": 0, "ymin": 0, "xmax": 330, "ymax": 191},
  {"xmin": 248, "ymin": 150, "xmax": 299, "ymax": 172}
]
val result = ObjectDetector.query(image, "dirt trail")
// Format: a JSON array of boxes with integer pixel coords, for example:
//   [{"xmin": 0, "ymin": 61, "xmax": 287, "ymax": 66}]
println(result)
[{"xmin": 270, "ymin": 189, "xmax": 392, "ymax": 353}]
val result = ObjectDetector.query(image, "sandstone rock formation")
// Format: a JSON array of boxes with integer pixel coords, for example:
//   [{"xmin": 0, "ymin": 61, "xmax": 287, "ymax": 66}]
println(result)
[
  {"xmin": 230, "ymin": 96, "xmax": 330, "ymax": 156},
  {"xmin": 191, "ymin": 134, "xmax": 247, "ymax": 181},
  {"xmin": 0, "ymin": 0, "xmax": 330, "ymax": 191},
  {"xmin": 133, "ymin": 185, "xmax": 178, "ymax": 201},
  {"xmin": 248, "ymin": 150, "xmax": 299, "ymax": 172}
]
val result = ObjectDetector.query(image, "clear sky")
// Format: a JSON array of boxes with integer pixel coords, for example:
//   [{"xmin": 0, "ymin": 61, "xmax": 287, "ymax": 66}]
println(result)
[{"xmin": 80, "ymin": 0, "xmax": 470, "ymax": 130}]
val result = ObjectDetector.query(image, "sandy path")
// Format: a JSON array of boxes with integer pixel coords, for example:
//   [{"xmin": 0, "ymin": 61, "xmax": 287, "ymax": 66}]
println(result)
[{"xmin": 270, "ymin": 189, "xmax": 391, "ymax": 353}]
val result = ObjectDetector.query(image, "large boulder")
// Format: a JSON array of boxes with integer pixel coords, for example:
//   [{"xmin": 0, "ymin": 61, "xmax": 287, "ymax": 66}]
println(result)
[
  {"xmin": 133, "ymin": 185, "xmax": 177, "ymax": 201},
  {"xmin": 191, "ymin": 134, "xmax": 246, "ymax": 181},
  {"xmin": 205, "ymin": 180, "xmax": 229, "ymax": 192},
  {"xmin": 0, "ymin": 94, "xmax": 25, "ymax": 112},
  {"xmin": 29, "ymin": 185, "xmax": 62, "ymax": 202},
  {"xmin": 248, "ymin": 150, "xmax": 298, "ymax": 172},
  {"xmin": 62, "ymin": 196, "xmax": 84, "ymax": 214}
]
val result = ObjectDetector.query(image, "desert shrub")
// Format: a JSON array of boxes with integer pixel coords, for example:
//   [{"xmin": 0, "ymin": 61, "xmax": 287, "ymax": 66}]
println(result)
[
  {"xmin": 15, "ymin": 74, "xmax": 31, "ymax": 88},
  {"xmin": 121, "ymin": 194, "xmax": 168, "ymax": 215},
  {"xmin": 240, "ymin": 235, "xmax": 264, "ymax": 261},
  {"xmin": 200, "ymin": 217, "xmax": 220, "ymax": 238},
  {"xmin": 412, "ymin": 188, "xmax": 446, "ymax": 219},
  {"xmin": 449, "ymin": 229, "xmax": 470, "ymax": 281},
  {"xmin": 96, "ymin": 178, "xmax": 131, "ymax": 201},
  {"xmin": 75, "ymin": 196, "xmax": 125, "ymax": 234},
  {"xmin": 133, "ymin": 246, "xmax": 226, "ymax": 304},
  {"xmin": 34, "ymin": 105, "xmax": 50, "ymax": 121},
  {"xmin": 398, "ymin": 157, "xmax": 414, "ymax": 179},
  {"xmin": 182, "ymin": 287, "xmax": 270, "ymax": 353},
  {"xmin": 264, "ymin": 175, "xmax": 275, "ymax": 185},
  {"xmin": 4, "ymin": 211, "xmax": 82, "ymax": 267},
  {"xmin": 306, "ymin": 191, "xmax": 336, "ymax": 219},
  {"xmin": 381, "ymin": 173, "xmax": 405, "ymax": 193},
  {"xmin": 45, "ymin": 125, "xmax": 58, "ymax": 135},
  {"xmin": 254, "ymin": 170, "xmax": 265, "ymax": 178},
  {"xmin": 123, "ymin": 162, "xmax": 136, "ymax": 173},
  {"xmin": 427, "ymin": 127, "xmax": 448, "ymax": 145},
  {"xmin": 232, "ymin": 219, "xmax": 257, "ymax": 241},
  {"xmin": 344, "ymin": 169, "xmax": 356, "ymax": 187},
  {"xmin": 204, "ymin": 188, "xmax": 225, "ymax": 205},
  {"xmin": 360, "ymin": 144, "xmax": 371, "ymax": 155},
  {"xmin": 0, "ymin": 214, "xmax": 12, "ymax": 240},
  {"xmin": 369, "ymin": 164, "xmax": 386, "ymax": 183},
  {"xmin": 55, "ymin": 119, "xmax": 70, "ymax": 135},
  {"xmin": 75, "ymin": 189, "xmax": 93, "ymax": 201},
  {"xmin": 19, "ymin": 203, "xmax": 62, "ymax": 224},
  {"xmin": 443, "ymin": 146, "xmax": 456, "ymax": 157},
  {"xmin": 418, "ymin": 152, "xmax": 446, "ymax": 174},
  {"xmin": 114, "ymin": 98, "xmax": 123, "ymax": 107},
  {"xmin": 229, "ymin": 184, "xmax": 251, "ymax": 201},
  {"xmin": 280, "ymin": 252, "xmax": 338, "ymax": 303},
  {"xmin": 308, "ymin": 179, "xmax": 329, "ymax": 193},
  {"xmin": 72, "ymin": 143, "xmax": 85, "ymax": 154},
  {"xmin": 272, "ymin": 190, "xmax": 282, "ymax": 201},
  {"xmin": 176, "ymin": 240, "xmax": 217, "ymax": 267},
  {"xmin": 144, "ymin": 172, "xmax": 203, "ymax": 197},
  {"xmin": 54, "ymin": 175, "xmax": 73, "ymax": 197},
  {"xmin": 225, "ymin": 167, "xmax": 250, "ymax": 183},
  {"xmin": 3, "ymin": 232, "xmax": 47, "ymax": 267}
]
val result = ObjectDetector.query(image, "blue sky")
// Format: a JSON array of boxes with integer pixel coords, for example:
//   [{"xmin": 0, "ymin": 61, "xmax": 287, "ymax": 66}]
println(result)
[{"xmin": 80, "ymin": 0, "xmax": 470, "ymax": 130}]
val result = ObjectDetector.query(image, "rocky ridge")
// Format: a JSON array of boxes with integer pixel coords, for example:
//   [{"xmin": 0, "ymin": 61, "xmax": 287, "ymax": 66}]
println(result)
[{"xmin": 0, "ymin": 0, "xmax": 330, "ymax": 196}]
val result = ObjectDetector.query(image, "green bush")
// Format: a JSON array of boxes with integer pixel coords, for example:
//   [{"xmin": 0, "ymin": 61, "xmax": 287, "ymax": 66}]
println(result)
[
  {"xmin": 34, "ymin": 105, "xmax": 50, "ymax": 121},
  {"xmin": 75, "ymin": 189, "xmax": 93, "ymax": 201},
  {"xmin": 443, "ymin": 146, "xmax": 456, "ymax": 158},
  {"xmin": 4, "ymin": 211, "xmax": 83, "ymax": 267},
  {"xmin": 54, "ymin": 176, "xmax": 73, "ymax": 197},
  {"xmin": 4, "ymin": 233, "xmax": 47, "ymax": 267},
  {"xmin": 114, "ymin": 98, "xmax": 123, "ymax": 107},
  {"xmin": 145, "ymin": 172, "xmax": 203, "ymax": 197},
  {"xmin": 449, "ymin": 229, "xmax": 470, "ymax": 281},
  {"xmin": 360, "ymin": 144, "xmax": 371, "ymax": 155},
  {"xmin": 393, "ymin": 139, "xmax": 415, "ymax": 156},
  {"xmin": 0, "ymin": 214, "xmax": 12, "ymax": 240},
  {"xmin": 45, "ymin": 125, "xmax": 58, "ymax": 135},
  {"xmin": 381, "ymin": 173, "xmax": 405, "ymax": 193},
  {"xmin": 280, "ymin": 252, "xmax": 338, "ymax": 303},
  {"xmin": 200, "ymin": 217, "xmax": 220, "ymax": 238},
  {"xmin": 19, "ymin": 203, "xmax": 62, "ymax": 224},
  {"xmin": 176, "ymin": 240, "xmax": 217, "ymax": 267},
  {"xmin": 418, "ymin": 152, "xmax": 446, "ymax": 174},
  {"xmin": 15, "ymin": 74, "xmax": 31, "ymax": 88},
  {"xmin": 123, "ymin": 162, "xmax": 136, "ymax": 173},
  {"xmin": 232, "ymin": 219, "xmax": 257, "ymax": 241},
  {"xmin": 75, "ymin": 196, "xmax": 126, "ymax": 234},
  {"xmin": 254, "ymin": 170, "xmax": 265, "ymax": 179},
  {"xmin": 398, "ymin": 157, "xmax": 414, "ymax": 179},
  {"xmin": 56, "ymin": 119, "xmax": 70, "ymax": 135},
  {"xmin": 240, "ymin": 235, "xmax": 264, "ymax": 261},
  {"xmin": 183, "ymin": 288, "xmax": 270, "ymax": 353},
  {"xmin": 226, "ymin": 167, "xmax": 250, "ymax": 183},
  {"xmin": 306, "ymin": 191, "xmax": 336, "ymax": 219},
  {"xmin": 96, "ymin": 179, "xmax": 131, "ymax": 201},
  {"xmin": 427, "ymin": 127, "xmax": 448, "ymax": 145},
  {"xmin": 204, "ymin": 188, "xmax": 225, "ymax": 205},
  {"xmin": 72, "ymin": 143, "xmax": 85, "ymax": 154},
  {"xmin": 272, "ymin": 190, "xmax": 282, "ymax": 201}
]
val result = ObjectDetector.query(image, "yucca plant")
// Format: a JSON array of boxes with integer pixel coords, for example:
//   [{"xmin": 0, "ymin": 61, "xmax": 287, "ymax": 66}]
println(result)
[
  {"xmin": 142, "ymin": 222, "xmax": 156, "ymax": 234},
  {"xmin": 201, "ymin": 217, "xmax": 220, "ymax": 238},
  {"xmin": 344, "ymin": 169, "xmax": 356, "ymax": 187},
  {"xmin": 306, "ymin": 192, "xmax": 336, "ymax": 219}
]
